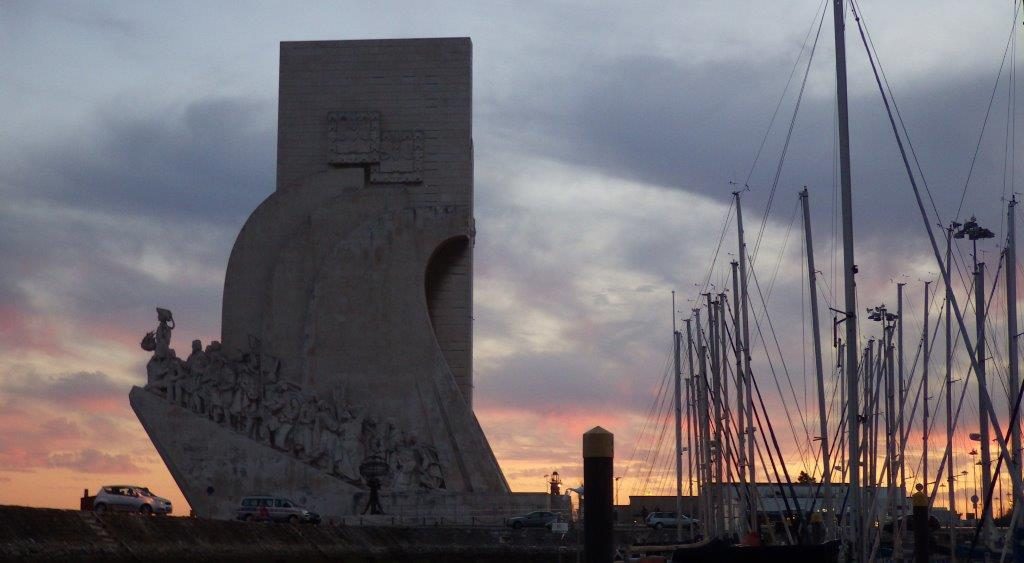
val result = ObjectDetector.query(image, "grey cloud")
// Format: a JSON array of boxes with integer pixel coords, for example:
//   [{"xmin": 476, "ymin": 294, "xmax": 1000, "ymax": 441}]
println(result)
[
  {"xmin": 3, "ymin": 97, "xmax": 274, "ymax": 225},
  {"xmin": 481, "ymin": 47, "xmax": 1021, "ymax": 255},
  {"xmin": 0, "ymin": 98, "xmax": 275, "ymax": 337},
  {"xmin": 475, "ymin": 325, "xmax": 672, "ymax": 415},
  {"xmin": 47, "ymin": 448, "xmax": 141, "ymax": 474}
]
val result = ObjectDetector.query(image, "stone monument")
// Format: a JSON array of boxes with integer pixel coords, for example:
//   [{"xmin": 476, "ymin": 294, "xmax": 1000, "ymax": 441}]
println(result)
[{"xmin": 130, "ymin": 39, "xmax": 542, "ymax": 519}]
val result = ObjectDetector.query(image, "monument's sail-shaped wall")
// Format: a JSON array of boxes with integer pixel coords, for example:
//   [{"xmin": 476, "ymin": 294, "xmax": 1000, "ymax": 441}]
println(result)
[{"xmin": 132, "ymin": 39, "xmax": 522, "ymax": 519}]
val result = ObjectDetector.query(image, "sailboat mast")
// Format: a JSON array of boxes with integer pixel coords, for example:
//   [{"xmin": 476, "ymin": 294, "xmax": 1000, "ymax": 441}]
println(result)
[
  {"xmin": 687, "ymin": 317, "xmax": 702, "ymax": 525},
  {"xmin": 672, "ymin": 292, "xmax": 684, "ymax": 542},
  {"xmin": 897, "ymin": 283, "xmax": 907, "ymax": 522},
  {"xmin": 716, "ymin": 294, "xmax": 733, "ymax": 533},
  {"xmin": 977, "ymin": 261, "xmax": 994, "ymax": 545},
  {"xmin": 944, "ymin": 227, "xmax": 956, "ymax": 562},
  {"xmin": 731, "ymin": 260, "xmax": 750, "ymax": 534},
  {"xmin": 685, "ymin": 317, "xmax": 697, "ymax": 538},
  {"xmin": 707, "ymin": 293, "xmax": 724, "ymax": 537},
  {"xmin": 1007, "ymin": 198, "xmax": 1021, "ymax": 509},
  {"xmin": 923, "ymin": 282, "xmax": 930, "ymax": 492},
  {"xmin": 800, "ymin": 188, "xmax": 832, "ymax": 526},
  {"xmin": 832, "ymin": 0, "xmax": 862, "ymax": 554},
  {"xmin": 734, "ymin": 191, "xmax": 756, "ymax": 531},
  {"xmin": 866, "ymin": 341, "xmax": 875, "ymax": 495},
  {"xmin": 884, "ymin": 327, "xmax": 896, "ymax": 543}
]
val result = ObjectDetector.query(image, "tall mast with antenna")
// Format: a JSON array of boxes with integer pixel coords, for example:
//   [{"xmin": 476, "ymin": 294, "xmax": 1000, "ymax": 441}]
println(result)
[
  {"xmin": 731, "ymin": 260, "xmax": 749, "ymax": 534},
  {"xmin": 1007, "ymin": 197, "xmax": 1021, "ymax": 514},
  {"xmin": 831, "ymin": 0, "xmax": 862, "ymax": 554},
  {"xmin": 945, "ymin": 225, "xmax": 956, "ymax": 562},
  {"xmin": 800, "ymin": 188, "xmax": 832, "ymax": 528},
  {"xmin": 734, "ymin": 191, "xmax": 756, "ymax": 532}
]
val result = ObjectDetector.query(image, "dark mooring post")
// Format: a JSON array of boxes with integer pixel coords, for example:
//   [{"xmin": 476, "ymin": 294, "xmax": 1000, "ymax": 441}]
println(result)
[
  {"xmin": 583, "ymin": 427, "xmax": 614, "ymax": 563},
  {"xmin": 912, "ymin": 483, "xmax": 930, "ymax": 563}
]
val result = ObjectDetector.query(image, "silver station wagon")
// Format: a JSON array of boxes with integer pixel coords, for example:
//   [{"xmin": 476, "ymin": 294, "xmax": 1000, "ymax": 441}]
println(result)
[
  {"xmin": 93, "ymin": 485, "xmax": 173, "ymax": 515},
  {"xmin": 236, "ymin": 496, "xmax": 320, "ymax": 524}
]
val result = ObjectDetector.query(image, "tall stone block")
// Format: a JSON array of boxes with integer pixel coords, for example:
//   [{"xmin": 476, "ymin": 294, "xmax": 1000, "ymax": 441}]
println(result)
[
  {"xmin": 225, "ymin": 39, "xmax": 475, "ymax": 406},
  {"xmin": 132, "ymin": 38, "xmax": 510, "ymax": 520}
]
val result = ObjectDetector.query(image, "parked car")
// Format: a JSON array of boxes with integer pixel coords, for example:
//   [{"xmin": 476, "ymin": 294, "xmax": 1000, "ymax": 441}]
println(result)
[
  {"xmin": 93, "ymin": 485, "xmax": 172, "ymax": 515},
  {"xmin": 506, "ymin": 510, "xmax": 559, "ymax": 529},
  {"xmin": 236, "ymin": 496, "xmax": 320, "ymax": 524},
  {"xmin": 645, "ymin": 511, "xmax": 698, "ymax": 529}
]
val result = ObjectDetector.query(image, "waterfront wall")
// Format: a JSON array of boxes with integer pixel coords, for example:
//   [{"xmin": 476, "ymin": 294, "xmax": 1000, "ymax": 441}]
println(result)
[{"xmin": 0, "ymin": 505, "xmax": 579, "ymax": 562}]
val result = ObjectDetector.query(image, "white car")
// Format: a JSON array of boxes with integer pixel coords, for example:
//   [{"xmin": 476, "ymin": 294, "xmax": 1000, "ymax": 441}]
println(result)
[
  {"xmin": 93, "ymin": 485, "xmax": 172, "ymax": 515},
  {"xmin": 645, "ymin": 511, "xmax": 698, "ymax": 529}
]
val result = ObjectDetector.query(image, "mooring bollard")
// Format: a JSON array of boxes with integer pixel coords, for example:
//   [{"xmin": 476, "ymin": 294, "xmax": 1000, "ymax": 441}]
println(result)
[
  {"xmin": 583, "ymin": 426, "xmax": 613, "ymax": 563},
  {"xmin": 911, "ymin": 483, "xmax": 929, "ymax": 563}
]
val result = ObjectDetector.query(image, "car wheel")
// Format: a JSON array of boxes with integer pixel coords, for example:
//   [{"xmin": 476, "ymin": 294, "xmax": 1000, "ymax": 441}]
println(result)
[
  {"xmin": 654, "ymin": 522, "xmax": 664, "ymax": 529},
  {"xmin": 93, "ymin": 503, "xmax": 106, "ymax": 514},
  {"xmin": 512, "ymin": 521, "xmax": 523, "ymax": 529},
  {"xmin": 140, "ymin": 504, "xmax": 153, "ymax": 515},
  {"xmin": 241, "ymin": 514, "xmax": 252, "ymax": 522},
  {"xmin": 288, "ymin": 515, "xmax": 299, "ymax": 525}
]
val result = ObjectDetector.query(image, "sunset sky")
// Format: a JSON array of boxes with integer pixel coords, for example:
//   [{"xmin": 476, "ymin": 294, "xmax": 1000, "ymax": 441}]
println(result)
[{"xmin": 3, "ymin": 1, "xmax": 1024, "ymax": 516}]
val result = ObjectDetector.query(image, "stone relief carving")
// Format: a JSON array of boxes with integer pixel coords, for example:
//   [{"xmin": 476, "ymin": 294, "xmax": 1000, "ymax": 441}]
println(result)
[
  {"xmin": 327, "ymin": 111, "xmax": 380, "ymax": 164},
  {"xmin": 327, "ymin": 111, "xmax": 424, "ymax": 184},
  {"xmin": 371, "ymin": 130, "xmax": 423, "ymax": 183},
  {"xmin": 141, "ymin": 308, "xmax": 445, "ymax": 491}
]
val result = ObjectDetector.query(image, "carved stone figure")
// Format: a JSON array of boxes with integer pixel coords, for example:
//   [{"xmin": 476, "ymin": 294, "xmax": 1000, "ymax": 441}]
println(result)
[
  {"xmin": 391, "ymin": 433, "xmax": 418, "ymax": 491},
  {"xmin": 143, "ymin": 308, "xmax": 177, "ymax": 396},
  {"xmin": 293, "ymin": 395, "xmax": 317, "ymax": 460},
  {"xmin": 153, "ymin": 308, "xmax": 174, "ymax": 359},
  {"xmin": 336, "ymin": 406, "xmax": 363, "ymax": 480},
  {"xmin": 418, "ymin": 441, "xmax": 445, "ymax": 490},
  {"xmin": 313, "ymin": 400, "xmax": 340, "ymax": 471}
]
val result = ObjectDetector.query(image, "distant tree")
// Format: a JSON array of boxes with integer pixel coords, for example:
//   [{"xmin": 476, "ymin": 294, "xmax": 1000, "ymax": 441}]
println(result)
[{"xmin": 797, "ymin": 471, "xmax": 817, "ymax": 484}]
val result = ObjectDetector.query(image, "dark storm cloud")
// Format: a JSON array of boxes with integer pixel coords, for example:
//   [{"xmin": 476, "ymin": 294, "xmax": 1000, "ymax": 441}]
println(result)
[
  {"xmin": 483, "ymin": 45, "xmax": 1022, "ymax": 251},
  {"xmin": 3, "ymin": 97, "xmax": 274, "ymax": 225},
  {"xmin": 0, "ymin": 97, "xmax": 276, "ymax": 339}
]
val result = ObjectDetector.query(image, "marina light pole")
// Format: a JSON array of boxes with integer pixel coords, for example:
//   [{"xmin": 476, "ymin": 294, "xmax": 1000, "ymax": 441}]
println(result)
[{"xmin": 956, "ymin": 217, "xmax": 996, "ymax": 546}]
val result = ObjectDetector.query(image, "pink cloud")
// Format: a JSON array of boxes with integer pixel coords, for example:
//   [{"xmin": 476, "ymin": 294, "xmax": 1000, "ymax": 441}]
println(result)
[
  {"xmin": 47, "ymin": 449, "xmax": 141, "ymax": 474},
  {"xmin": 0, "ymin": 370, "xmax": 130, "ymax": 416}
]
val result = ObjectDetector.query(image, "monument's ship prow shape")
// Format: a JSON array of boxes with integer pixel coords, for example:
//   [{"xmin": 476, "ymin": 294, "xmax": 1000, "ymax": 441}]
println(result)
[{"xmin": 132, "ymin": 38, "xmax": 558, "ymax": 521}]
